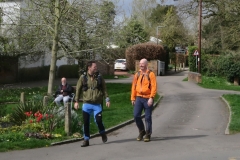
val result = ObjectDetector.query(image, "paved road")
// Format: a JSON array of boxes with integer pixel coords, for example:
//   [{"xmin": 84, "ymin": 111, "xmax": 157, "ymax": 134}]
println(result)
[{"xmin": 1, "ymin": 71, "xmax": 240, "ymax": 160}]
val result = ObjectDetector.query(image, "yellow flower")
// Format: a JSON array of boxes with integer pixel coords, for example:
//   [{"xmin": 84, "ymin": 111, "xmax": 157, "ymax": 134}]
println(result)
[{"xmin": 53, "ymin": 134, "xmax": 62, "ymax": 137}]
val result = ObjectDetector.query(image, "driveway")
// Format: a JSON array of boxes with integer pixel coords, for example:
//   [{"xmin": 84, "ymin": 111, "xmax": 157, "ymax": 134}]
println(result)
[{"xmin": 1, "ymin": 71, "xmax": 240, "ymax": 160}]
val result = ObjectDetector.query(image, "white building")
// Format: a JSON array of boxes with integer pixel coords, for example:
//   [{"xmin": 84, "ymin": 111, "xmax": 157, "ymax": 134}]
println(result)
[
  {"xmin": 0, "ymin": 1, "xmax": 21, "ymax": 35},
  {"xmin": 149, "ymin": 36, "xmax": 162, "ymax": 44}
]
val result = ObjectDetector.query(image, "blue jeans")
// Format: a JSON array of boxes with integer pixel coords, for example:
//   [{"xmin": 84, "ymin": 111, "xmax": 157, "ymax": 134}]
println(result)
[
  {"xmin": 134, "ymin": 97, "xmax": 153, "ymax": 134},
  {"xmin": 82, "ymin": 103, "xmax": 105, "ymax": 140}
]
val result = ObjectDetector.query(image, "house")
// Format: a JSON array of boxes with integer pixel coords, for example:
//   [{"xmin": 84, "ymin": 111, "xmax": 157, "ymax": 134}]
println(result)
[{"xmin": 149, "ymin": 36, "xmax": 162, "ymax": 44}]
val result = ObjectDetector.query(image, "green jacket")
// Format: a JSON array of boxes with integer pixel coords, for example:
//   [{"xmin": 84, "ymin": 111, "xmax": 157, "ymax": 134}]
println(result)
[{"xmin": 75, "ymin": 73, "xmax": 108, "ymax": 104}]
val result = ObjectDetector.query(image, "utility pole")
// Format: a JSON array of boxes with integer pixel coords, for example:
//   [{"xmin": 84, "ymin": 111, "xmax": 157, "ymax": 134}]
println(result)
[{"xmin": 198, "ymin": 0, "xmax": 202, "ymax": 73}]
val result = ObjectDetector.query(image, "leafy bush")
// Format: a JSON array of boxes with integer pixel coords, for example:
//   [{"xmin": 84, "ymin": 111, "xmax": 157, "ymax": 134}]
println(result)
[
  {"xmin": 203, "ymin": 54, "xmax": 240, "ymax": 83},
  {"xmin": 10, "ymin": 95, "xmax": 45, "ymax": 125},
  {"xmin": 0, "ymin": 104, "xmax": 8, "ymax": 117},
  {"xmin": 188, "ymin": 46, "xmax": 198, "ymax": 72},
  {"xmin": 18, "ymin": 65, "xmax": 51, "ymax": 82},
  {"xmin": 125, "ymin": 43, "xmax": 167, "ymax": 71},
  {"xmin": 57, "ymin": 65, "xmax": 79, "ymax": 78},
  {"xmin": 168, "ymin": 64, "xmax": 174, "ymax": 70},
  {"xmin": 0, "ymin": 132, "xmax": 26, "ymax": 143}
]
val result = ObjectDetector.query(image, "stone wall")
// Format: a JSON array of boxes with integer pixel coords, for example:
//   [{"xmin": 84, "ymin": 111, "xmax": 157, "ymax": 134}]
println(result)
[{"xmin": 188, "ymin": 72, "xmax": 202, "ymax": 83}]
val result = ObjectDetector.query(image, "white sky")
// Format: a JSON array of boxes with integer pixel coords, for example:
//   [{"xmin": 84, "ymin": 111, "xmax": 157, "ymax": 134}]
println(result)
[{"xmin": 117, "ymin": 0, "xmax": 180, "ymax": 17}]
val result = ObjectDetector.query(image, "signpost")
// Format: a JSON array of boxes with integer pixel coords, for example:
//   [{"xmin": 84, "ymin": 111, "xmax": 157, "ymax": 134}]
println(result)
[{"xmin": 193, "ymin": 50, "xmax": 199, "ymax": 70}]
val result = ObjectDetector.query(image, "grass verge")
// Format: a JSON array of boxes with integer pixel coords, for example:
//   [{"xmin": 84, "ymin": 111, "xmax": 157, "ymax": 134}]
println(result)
[
  {"xmin": 198, "ymin": 76, "xmax": 240, "ymax": 91},
  {"xmin": 222, "ymin": 94, "xmax": 240, "ymax": 134}
]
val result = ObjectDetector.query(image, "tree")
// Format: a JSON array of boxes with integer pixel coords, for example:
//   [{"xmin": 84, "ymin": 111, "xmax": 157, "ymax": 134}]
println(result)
[
  {"xmin": 116, "ymin": 18, "xmax": 148, "ymax": 48},
  {"xmin": 131, "ymin": 0, "xmax": 157, "ymax": 29},
  {"xmin": 160, "ymin": 6, "xmax": 188, "ymax": 51},
  {"xmin": 17, "ymin": 0, "xmax": 117, "ymax": 95},
  {"xmin": 148, "ymin": 4, "xmax": 176, "ymax": 37},
  {"xmin": 149, "ymin": 4, "xmax": 172, "ymax": 25},
  {"xmin": 179, "ymin": 0, "xmax": 240, "ymax": 54},
  {"xmin": 18, "ymin": 0, "xmax": 67, "ymax": 95},
  {"xmin": 0, "ymin": 0, "xmax": 130, "ymax": 95}
]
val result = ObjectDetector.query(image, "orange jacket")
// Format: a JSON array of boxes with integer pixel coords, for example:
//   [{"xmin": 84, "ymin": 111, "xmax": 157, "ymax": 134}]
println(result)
[{"xmin": 131, "ymin": 70, "xmax": 157, "ymax": 101}]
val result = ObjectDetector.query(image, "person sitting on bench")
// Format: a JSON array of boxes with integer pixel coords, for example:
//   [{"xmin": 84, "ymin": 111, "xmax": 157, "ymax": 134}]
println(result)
[{"xmin": 54, "ymin": 77, "xmax": 73, "ymax": 107}]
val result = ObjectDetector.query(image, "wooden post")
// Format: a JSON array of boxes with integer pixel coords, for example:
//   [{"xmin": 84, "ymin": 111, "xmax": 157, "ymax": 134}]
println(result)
[
  {"xmin": 43, "ymin": 96, "xmax": 49, "ymax": 106},
  {"xmin": 65, "ymin": 102, "xmax": 71, "ymax": 136},
  {"xmin": 20, "ymin": 92, "xmax": 25, "ymax": 103},
  {"xmin": 234, "ymin": 77, "xmax": 239, "ymax": 86}
]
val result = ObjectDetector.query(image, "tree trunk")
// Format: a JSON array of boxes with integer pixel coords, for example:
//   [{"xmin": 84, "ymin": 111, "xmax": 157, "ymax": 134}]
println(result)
[{"xmin": 47, "ymin": 0, "xmax": 60, "ymax": 95}]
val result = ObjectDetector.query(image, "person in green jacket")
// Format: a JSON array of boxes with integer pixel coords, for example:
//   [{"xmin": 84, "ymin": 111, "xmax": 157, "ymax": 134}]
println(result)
[{"xmin": 74, "ymin": 61, "xmax": 110, "ymax": 147}]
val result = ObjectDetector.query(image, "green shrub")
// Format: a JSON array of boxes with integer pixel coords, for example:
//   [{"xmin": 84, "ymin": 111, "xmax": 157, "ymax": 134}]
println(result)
[
  {"xmin": 10, "ymin": 95, "xmax": 45, "ymax": 125},
  {"xmin": 57, "ymin": 65, "xmax": 79, "ymax": 78},
  {"xmin": 18, "ymin": 66, "xmax": 50, "ymax": 82},
  {"xmin": 203, "ymin": 54, "xmax": 240, "ymax": 83},
  {"xmin": 0, "ymin": 104, "xmax": 8, "ymax": 117},
  {"xmin": 188, "ymin": 46, "xmax": 198, "ymax": 72},
  {"xmin": 125, "ymin": 43, "xmax": 167, "ymax": 71},
  {"xmin": 168, "ymin": 64, "xmax": 174, "ymax": 70}
]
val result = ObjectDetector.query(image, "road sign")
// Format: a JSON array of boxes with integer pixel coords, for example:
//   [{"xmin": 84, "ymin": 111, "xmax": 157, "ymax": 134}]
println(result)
[{"xmin": 193, "ymin": 50, "xmax": 199, "ymax": 56}]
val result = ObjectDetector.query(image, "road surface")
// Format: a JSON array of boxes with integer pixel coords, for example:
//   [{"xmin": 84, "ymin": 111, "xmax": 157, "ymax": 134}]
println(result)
[{"xmin": 1, "ymin": 71, "xmax": 240, "ymax": 160}]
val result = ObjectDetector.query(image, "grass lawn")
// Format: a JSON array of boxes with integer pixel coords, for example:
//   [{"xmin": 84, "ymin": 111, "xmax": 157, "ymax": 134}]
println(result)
[
  {"xmin": 199, "ymin": 76, "xmax": 240, "ymax": 91},
  {"xmin": 0, "ymin": 82, "xmax": 160, "ymax": 152},
  {"xmin": 222, "ymin": 94, "xmax": 240, "ymax": 134},
  {"xmin": 103, "ymin": 75, "xmax": 130, "ymax": 79}
]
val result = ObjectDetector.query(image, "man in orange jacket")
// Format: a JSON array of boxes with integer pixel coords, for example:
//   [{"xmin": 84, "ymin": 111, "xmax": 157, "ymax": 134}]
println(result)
[{"xmin": 131, "ymin": 58, "xmax": 157, "ymax": 142}]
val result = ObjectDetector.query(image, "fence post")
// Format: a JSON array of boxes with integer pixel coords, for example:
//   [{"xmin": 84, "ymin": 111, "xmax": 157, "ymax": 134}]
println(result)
[
  {"xmin": 234, "ymin": 77, "xmax": 239, "ymax": 86},
  {"xmin": 20, "ymin": 92, "xmax": 25, "ymax": 103},
  {"xmin": 43, "ymin": 96, "xmax": 49, "ymax": 106},
  {"xmin": 65, "ymin": 102, "xmax": 71, "ymax": 136}
]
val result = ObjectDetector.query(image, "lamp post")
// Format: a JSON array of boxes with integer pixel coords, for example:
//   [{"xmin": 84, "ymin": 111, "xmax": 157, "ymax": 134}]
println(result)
[{"xmin": 156, "ymin": 26, "xmax": 164, "ymax": 45}]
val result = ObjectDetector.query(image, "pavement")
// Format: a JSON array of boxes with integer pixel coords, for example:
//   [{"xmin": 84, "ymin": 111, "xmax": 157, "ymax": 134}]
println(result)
[{"xmin": 1, "ymin": 69, "xmax": 240, "ymax": 160}]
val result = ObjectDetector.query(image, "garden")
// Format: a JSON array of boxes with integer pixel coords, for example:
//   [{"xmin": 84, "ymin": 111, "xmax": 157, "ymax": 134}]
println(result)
[{"xmin": 0, "ymin": 81, "xmax": 159, "ymax": 152}]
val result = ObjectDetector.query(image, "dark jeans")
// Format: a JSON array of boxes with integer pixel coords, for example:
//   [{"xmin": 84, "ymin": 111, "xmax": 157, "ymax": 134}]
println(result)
[{"xmin": 133, "ymin": 96, "xmax": 153, "ymax": 134}]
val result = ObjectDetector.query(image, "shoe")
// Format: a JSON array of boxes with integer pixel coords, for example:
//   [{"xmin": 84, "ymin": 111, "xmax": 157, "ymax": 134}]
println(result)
[
  {"xmin": 144, "ymin": 134, "xmax": 151, "ymax": 142},
  {"xmin": 101, "ymin": 133, "xmax": 108, "ymax": 143},
  {"xmin": 81, "ymin": 140, "xmax": 89, "ymax": 147},
  {"xmin": 137, "ymin": 130, "xmax": 146, "ymax": 141}
]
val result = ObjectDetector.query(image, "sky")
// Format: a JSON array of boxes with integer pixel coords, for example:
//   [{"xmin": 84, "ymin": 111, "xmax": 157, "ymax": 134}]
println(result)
[{"xmin": 117, "ymin": 0, "xmax": 180, "ymax": 17}]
